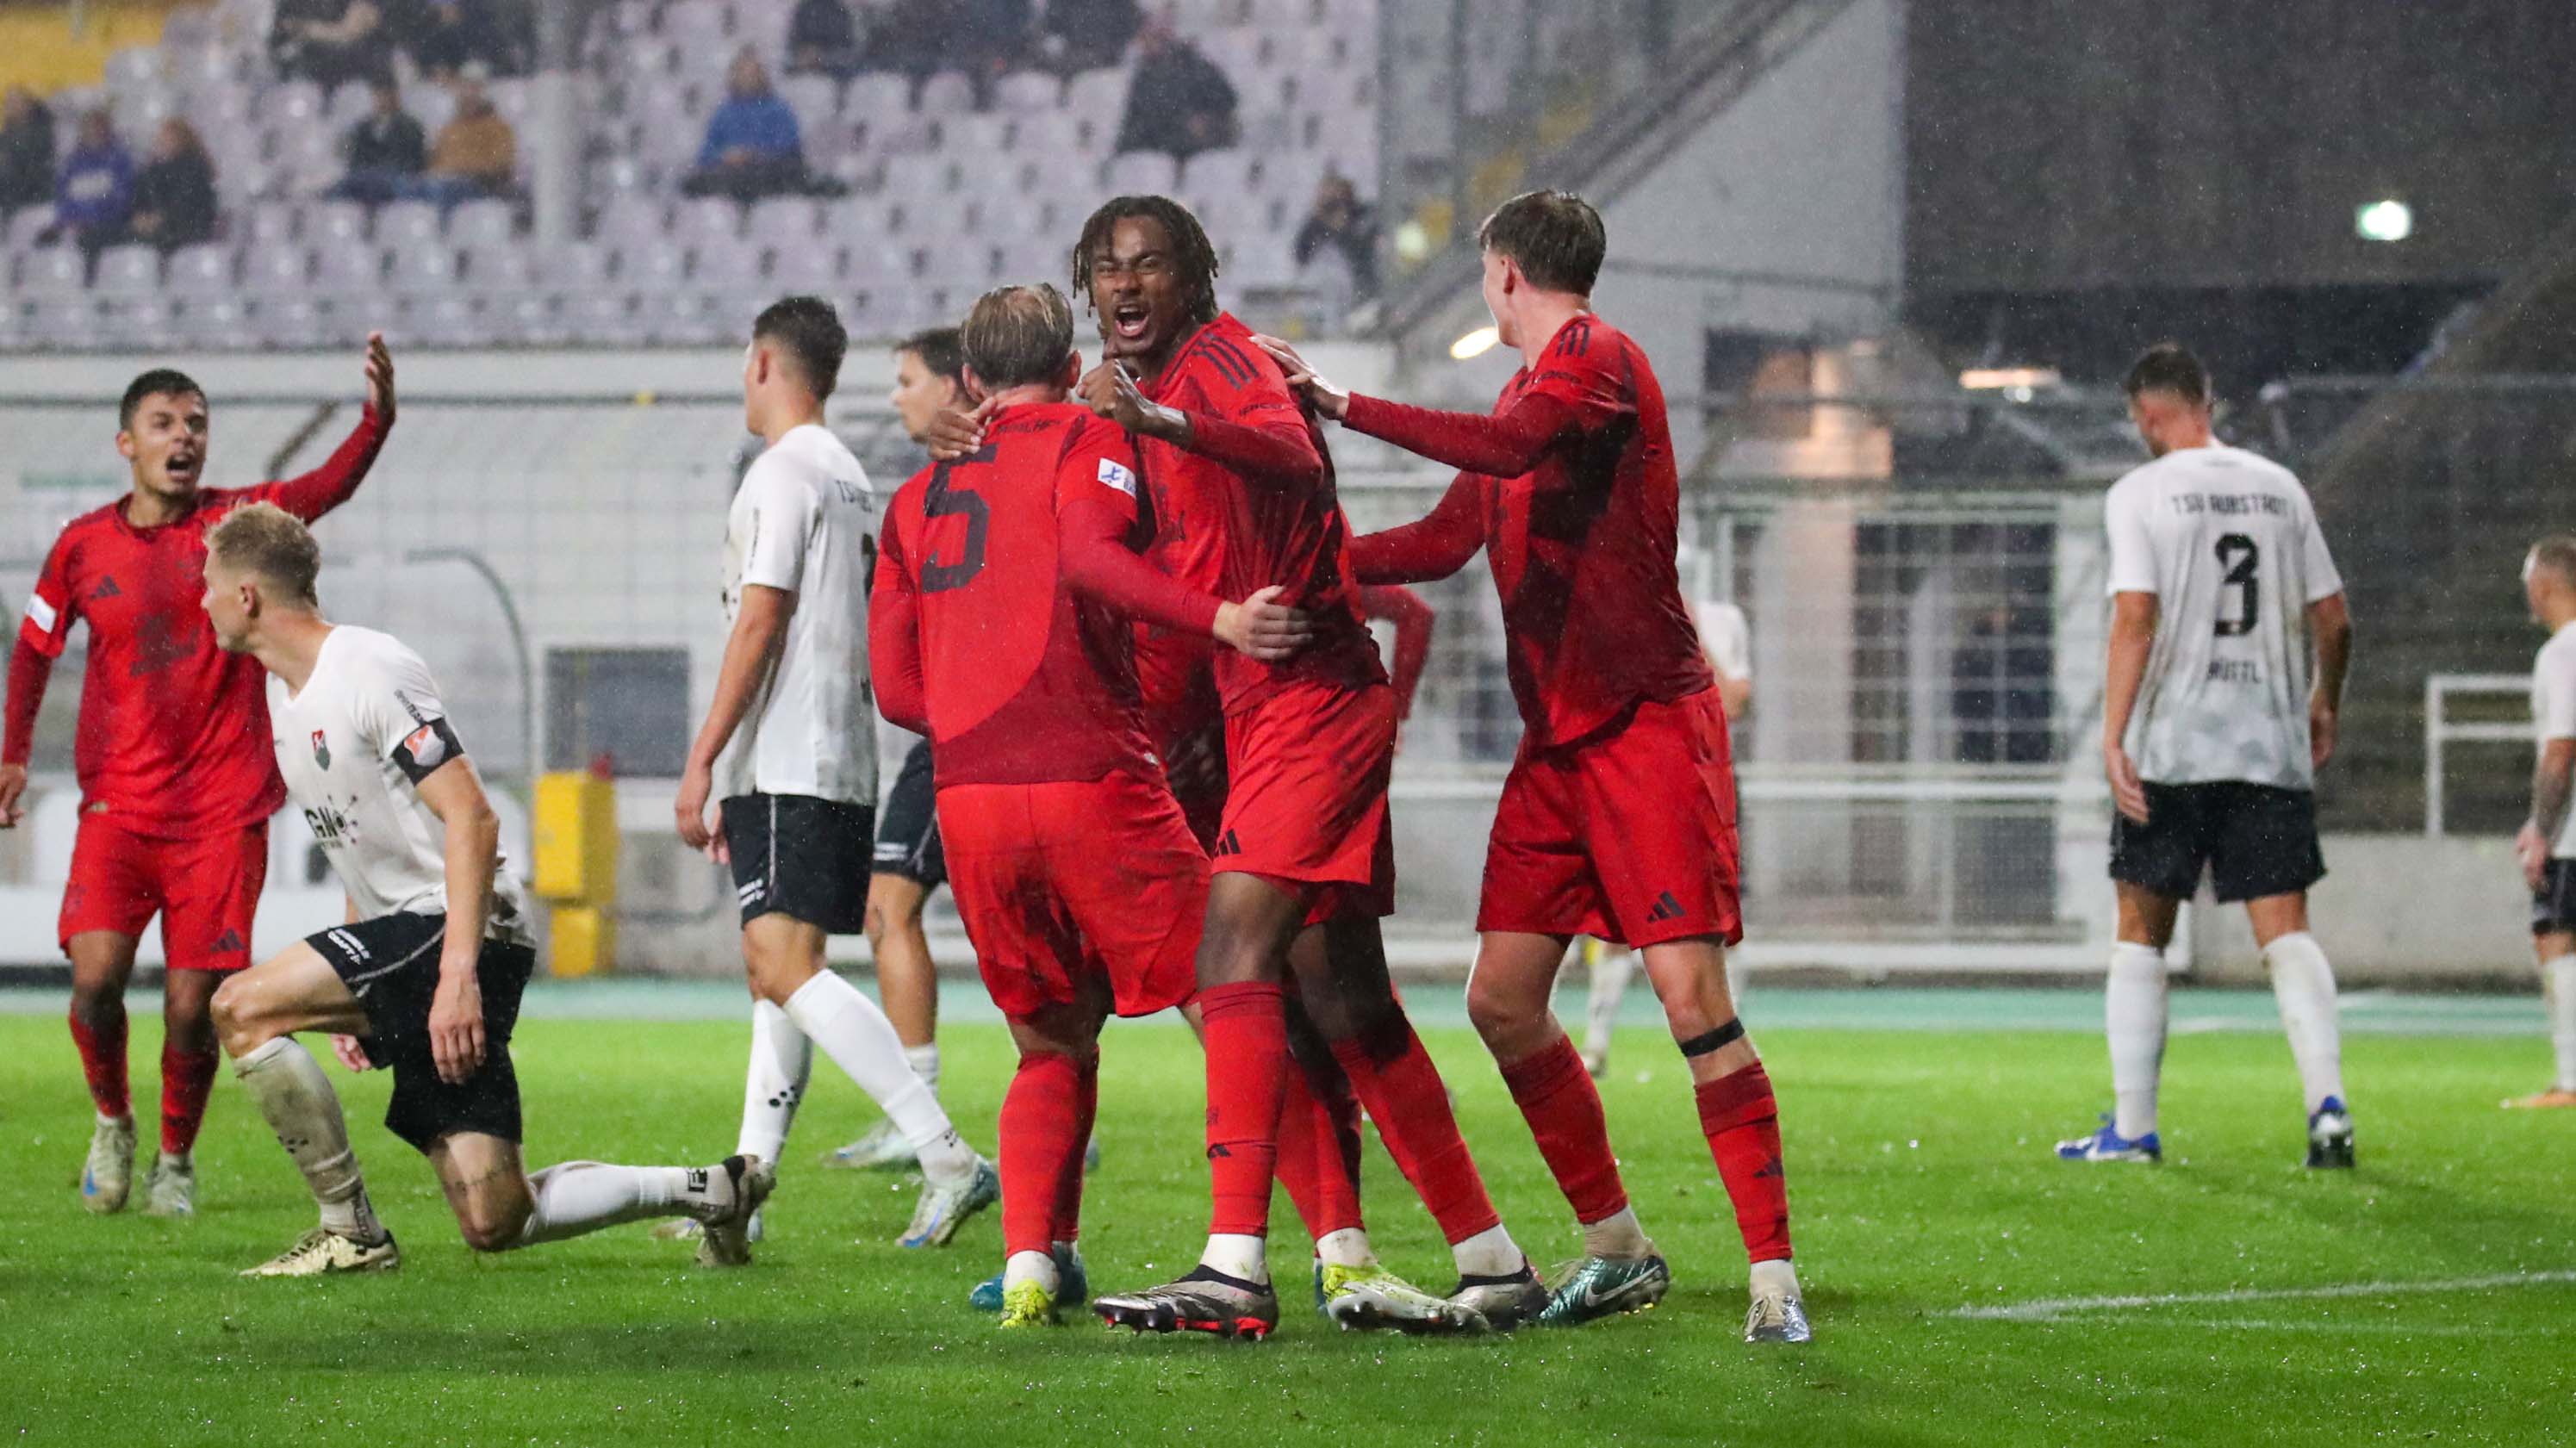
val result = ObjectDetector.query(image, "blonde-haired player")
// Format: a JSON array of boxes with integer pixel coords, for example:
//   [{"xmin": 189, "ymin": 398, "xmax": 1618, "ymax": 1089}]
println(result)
[{"xmin": 2511, "ymin": 535, "xmax": 2576, "ymax": 1109}]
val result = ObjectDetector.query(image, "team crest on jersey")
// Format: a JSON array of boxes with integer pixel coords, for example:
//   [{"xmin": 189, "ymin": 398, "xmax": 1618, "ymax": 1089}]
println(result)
[
  {"xmin": 1098, "ymin": 457, "xmax": 1137, "ymax": 497},
  {"xmin": 310, "ymin": 730, "xmax": 331, "ymax": 770}
]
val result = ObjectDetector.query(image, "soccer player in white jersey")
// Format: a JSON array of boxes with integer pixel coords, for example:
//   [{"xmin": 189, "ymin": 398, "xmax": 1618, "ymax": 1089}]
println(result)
[
  {"xmin": 2059, "ymin": 343, "xmax": 2357, "ymax": 1169},
  {"xmin": 2510, "ymin": 536, "xmax": 2576, "ymax": 1109},
  {"xmin": 673, "ymin": 296, "xmax": 996, "ymax": 1260},
  {"xmin": 196, "ymin": 504, "xmax": 771, "ymax": 1276},
  {"xmin": 1580, "ymin": 600, "xmax": 1753, "ymax": 1078}
]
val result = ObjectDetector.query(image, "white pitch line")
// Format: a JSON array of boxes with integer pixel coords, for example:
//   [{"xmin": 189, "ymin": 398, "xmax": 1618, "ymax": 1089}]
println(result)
[
  {"xmin": 1949, "ymin": 1270, "xmax": 2576, "ymax": 1322},
  {"xmin": 2092, "ymin": 1316, "xmax": 2531, "ymax": 1339}
]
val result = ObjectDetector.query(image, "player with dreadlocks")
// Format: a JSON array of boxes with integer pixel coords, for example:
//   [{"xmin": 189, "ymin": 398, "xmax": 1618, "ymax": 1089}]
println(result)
[{"xmin": 952, "ymin": 195, "xmax": 1545, "ymax": 1336}]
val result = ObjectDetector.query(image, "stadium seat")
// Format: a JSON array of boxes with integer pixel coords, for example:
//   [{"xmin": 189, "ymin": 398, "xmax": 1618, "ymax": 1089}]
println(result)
[
  {"xmin": 845, "ymin": 240, "xmax": 916, "ymax": 289},
  {"xmin": 91, "ymin": 245, "xmax": 163, "ymax": 296},
  {"xmin": 673, "ymin": 195, "xmax": 744, "ymax": 245},
  {"xmin": 488, "ymin": 78, "xmax": 536, "ymax": 128},
  {"xmin": 918, "ymin": 239, "xmax": 998, "ymax": 287},
  {"xmin": 780, "ymin": 73, "xmax": 841, "ymax": 129},
  {"xmin": 941, "ymin": 112, "xmax": 1013, "ymax": 158},
  {"xmin": 595, "ymin": 196, "xmax": 669, "ymax": 249},
  {"xmin": 1182, "ymin": 148, "xmax": 1257, "ymax": 198},
  {"xmin": 693, "ymin": 236, "xmax": 764, "ymax": 289},
  {"xmin": 314, "ymin": 245, "xmax": 389, "ymax": 295},
  {"xmin": 661, "ymin": 0, "xmax": 733, "ymax": 55},
  {"xmin": 1064, "ymin": 68, "xmax": 1129, "ymax": 128},
  {"xmin": 174, "ymin": 293, "xmax": 252, "ymax": 349},
  {"xmin": 843, "ymin": 73, "xmax": 911, "ymax": 125},
  {"xmin": 620, "ymin": 238, "xmax": 691, "ymax": 293},
  {"xmin": 243, "ymin": 247, "xmax": 314, "ymax": 296},
  {"xmin": 1104, "ymin": 150, "xmax": 1179, "ymax": 195},
  {"xmin": 544, "ymin": 241, "xmax": 614, "ymax": 289},
  {"xmin": 824, "ymin": 195, "xmax": 896, "ymax": 245},
  {"xmin": 993, "ymin": 71, "xmax": 1063, "ymax": 115},
  {"xmin": 451, "ymin": 198, "xmax": 518, "ymax": 249},
  {"xmin": 252, "ymin": 295, "xmax": 330, "ymax": 349},
  {"xmin": 388, "ymin": 245, "xmax": 463, "ymax": 297},
  {"xmin": 560, "ymin": 287, "xmax": 647, "ymax": 345},
  {"xmin": 19, "ymin": 248, "xmax": 86, "ymax": 297},
  {"xmin": 1014, "ymin": 109, "xmax": 1090, "ymax": 161},
  {"xmin": 7, "ymin": 205, "xmax": 56, "ymax": 251},
  {"xmin": 408, "ymin": 294, "xmax": 487, "ymax": 347},
  {"xmin": 103, "ymin": 45, "xmax": 164, "ymax": 94},
  {"xmin": 377, "ymin": 200, "xmax": 446, "ymax": 248},
  {"xmin": 413, "ymin": 84, "xmax": 460, "ymax": 137},
  {"xmin": 643, "ymin": 289, "xmax": 725, "ymax": 345},
  {"xmin": 327, "ymin": 79, "xmax": 375, "ymax": 128},
  {"xmin": 468, "ymin": 244, "xmax": 539, "ymax": 291},
  {"xmin": 883, "ymin": 153, "xmax": 956, "ymax": 199},
  {"xmin": 768, "ymin": 242, "xmax": 840, "ymax": 292},
  {"xmin": 264, "ymin": 79, "xmax": 327, "ymax": 127},
  {"xmin": 165, "ymin": 244, "xmax": 236, "ymax": 292},
  {"xmin": 245, "ymin": 200, "xmax": 299, "ymax": 247},
  {"xmin": 305, "ymin": 199, "xmax": 374, "ymax": 247},
  {"xmin": 916, "ymin": 71, "xmax": 977, "ymax": 115},
  {"xmin": 899, "ymin": 192, "xmax": 974, "ymax": 244},
  {"xmin": 970, "ymin": 190, "xmax": 1051, "ymax": 242},
  {"xmin": 748, "ymin": 195, "xmax": 822, "ymax": 248}
]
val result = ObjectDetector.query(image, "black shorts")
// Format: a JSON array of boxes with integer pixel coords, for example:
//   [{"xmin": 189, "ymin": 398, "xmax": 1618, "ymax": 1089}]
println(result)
[
  {"xmin": 2109, "ymin": 781, "xmax": 2326, "ymax": 904},
  {"xmin": 308, "ymin": 912, "xmax": 536, "ymax": 1154},
  {"xmin": 722, "ymin": 792, "xmax": 873, "ymax": 933},
  {"xmin": 871, "ymin": 741, "xmax": 947, "ymax": 890},
  {"xmin": 2534, "ymin": 860, "xmax": 2576, "ymax": 936}
]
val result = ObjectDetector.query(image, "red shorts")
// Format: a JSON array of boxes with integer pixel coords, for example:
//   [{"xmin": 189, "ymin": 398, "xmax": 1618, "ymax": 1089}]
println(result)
[
  {"xmin": 937, "ymin": 772, "xmax": 1204, "ymax": 1022},
  {"xmin": 60, "ymin": 815, "xmax": 270, "ymax": 969},
  {"xmin": 1479, "ymin": 688, "xmax": 1741, "ymax": 948},
  {"xmin": 1135, "ymin": 632, "xmax": 1227, "ymax": 850},
  {"xmin": 1219, "ymin": 678, "xmax": 1396, "ymax": 920}
]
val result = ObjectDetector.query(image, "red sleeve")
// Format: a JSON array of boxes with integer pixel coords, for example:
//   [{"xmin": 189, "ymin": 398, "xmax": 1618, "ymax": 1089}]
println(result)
[
  {"xmin": 1359, "ymin": 585, "xmax": 1434, "ymax": 721},
  {"xmin": 1341, "ymin": 327, "xmax": 1628, "ymax": 480},
  {"xmin": 1060, "ymin": 497, "xmax": 1223, "ymax": 636},
  {"xmin": 237, "ymin": 404, "xmax": 390, "ymax": 522},
  {"xmin": 1180, "ymin": 408, "xmax": 1324, "ymax": 489},
  {"xmin": 1347, "ymin": 471, "xmax": 1486, "ymax": 584},
  {"xmin": 868, "ymin": 511, "xmax": 929, "ymax": 734},
  {"xmin": 3, "ymin": 636, "xmax": 52, "ymax": 768}
]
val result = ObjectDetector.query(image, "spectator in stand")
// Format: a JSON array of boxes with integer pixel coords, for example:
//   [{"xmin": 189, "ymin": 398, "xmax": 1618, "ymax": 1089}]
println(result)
[
  {"xmin": 787, "ymin": 0, "xmax": 862, "ymax": 78},
  {"xmin": 1114, "ymin": 20, "xmax": 1236, "ymax": 160},
  {"xmin": 128, "ymin": 120, "xmax": 219, "ymax": 252},
  {"xmin": 1, "ymin": 86, "xmax": 56, "ymax": 214},
  {"xmin": 271, "ymin": 0, "xmax": 389, "ymax": 87},
  {"xmin": 1039, "ymin": 0, "xmax": 1139, "ymax": 74},
  {"xmin": 682, "ymin": 50, "xmax": 809, "ymax": 202},
  {"xmin": 1293, "ymin": 171, "xmax": 1378, "ymax": 301},
  {"xmin": 47, "ymin": 109, "xmax": 134, "ymax": 263},
  {"xmin": 856, "ymin": 0, "xmax": 947, "ymax": 80},
  {"xmin": 402, "ymin": 74, "xmax": 514, "ymax": 205},
  {"xmin": 327, "ymin": 76, "xmax": 427, "ymax": 203},
  {"xmin": 955, "ymin": 0, "xmax": 1033, "ymax": 81},
  {"xmin": 407, "ymin": 0, "xmax": 517, "ymax": 84}
]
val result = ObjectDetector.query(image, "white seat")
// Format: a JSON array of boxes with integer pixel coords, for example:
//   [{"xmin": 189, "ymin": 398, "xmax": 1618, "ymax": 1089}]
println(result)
[
  {"xmin": 899, "ymin": 192, "xmax": 974, "ymax": 243},
  {"xmin": 314, "ymin": 245, "xmax": 388, "ymax": 295},
  {"xmin": 661, "ymin": 0, "xmax": 733, "ymax": 53},
  {"xmin": 940, "ymin": 112, "xmax": 1013, "ymax": 158},
  {"xmin": 594, "ymin": 196, "xmax": 669, "ymax": 247},
  {"xmin": 450, "ymin": 198, "xmax": 516, "ymax": 248},
  {"xmin": 823, "ymin": 195, "xmax": 895, "ymax": 245},
  {"xmin": 1014, "ymin": 109, "xmax": 1090, "ymax": 161},
  {"xmin": 969, "ymin": 191, "xmax": 1050, "ymax": 241},
  {"xmin": 304, "ymin": 199, "xmax": 373, "ymax": 246},
  {"xmin": 992, "ymin": 71, "xmax": 1061, "ymax": 115},
  {"xmin": 916, "ymin": 71, "xmax": 976, "ymax": 115},
  {"xmin": 1104, "ymin": 150, "xmax": 1177, "ymax": 194},
  {"xmin": 768, "ymin": 242, "xmax": 840, "ymax": 292},
  {"xmin": 883, "ymin": 152, "xmax": 955, "ymax": 198},
  {"xmin": 243, "ymin": 247, "xmax": 314, "ymax": 296},
  {"xmin": 264, "ymin": 79, "xmax": 327, "ymax": 127},
  {"xmin": 408, "ymin": 293, "xmax": 486, "ymax": 345},
  {"xmin": 252, "ymin": 295, "xmax": 331, "ymax": 347},
  {"xmin": 165, "ymin": 244, "xmax": 235, "ymax": 290},
  {"xmin": 9, "ymin": 205, "xmax": 59, "ymax": 250},
  {"xmin": 92, "ymin": 245, "xmax": 164, "ymax": 296},
  {"xmin": 673, "ymin": 195, "xmax": 744, "ymax": 245},
  {"xmin": 693, "ymin": 236, "xmax": 763, "ymax": 289},
  {"xmin": 619, "ymin": 238, "xmax": 691, "ymax": 291},
  {"xmin": 918, "ymin": 236, "xmax": 995, "ymax": 286},
  {"xmin": 245, "ymin": 200, "xmax": 299, "ymax": 247},
  {"xmin": 844, "ymin": 240, "xmax": 915, "ymax": 288},
  {"xmin": 19, "ymin": 247, "xmax": 88, "ymax": 296},
  {"xmin": 780, "ymin": 73, "xmax": 840, "ymax": 129},
  {"xmin": 560, "ymin": 288, "xmax": 647, "ymax": 345},
  {"xmin": 842, "ymin": 73, "xmax": 911, "ymax": 123},
  {"xmin": 747, "ymin": 194, "xmax": 822, "ymax": 247},
  {"xmin": 376, "ymin": 200, "xmax": 445, "ymax": 247},
  {"xmin": 1182, "ymin": 148, "xmax": 1256, "ymax": 197},
  {"xmin": 468, "ymin": 243, "xmax": 539, "ymax": 290},
  {"xmin": 543, "ymin": 241, "xmax": 614, "ymax": 289},
  {"xmin": 387, "ymin": 245, "xmax": 461, "ymax": 295},
  {"xmin": 104, "ymin": 45, "xmax": 165, "ymax": 93},
  {"xmin": 1064, "ymin": 67, "xmax": 1129, "ymax": 127}
]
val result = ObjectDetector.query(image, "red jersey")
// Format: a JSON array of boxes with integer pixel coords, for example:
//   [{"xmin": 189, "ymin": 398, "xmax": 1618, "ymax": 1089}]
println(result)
[
  {"xmin": 6, "ymin": 410, "xmax": 389, "ymax": 837},
  {"xmin": 1345, "ymin": 315, "xmax": 1712, "ymax": 747},
  {"xmin": 1356, "ymin": 584, "xmax": 1435, "ymax": 722},
  {"xmin": 872, "ymin": 402, "xmax": 1165, "ymax": 788},
  {"xmin": 1133, "ymin": 312, "xmax": 1383, "ymax": 714}
]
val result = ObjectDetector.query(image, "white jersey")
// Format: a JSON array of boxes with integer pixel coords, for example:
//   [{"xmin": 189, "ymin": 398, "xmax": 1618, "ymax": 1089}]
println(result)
[
  {"xmin": 716, "ymin": 423, "xmax": 879, "ymax": 805},
  {"xmin": 1695, "ymin": 600, "xmax": 1752, "ymax": 681},
  {"xmin": 268, "ymin": 626, "xmax": 534, "ymax": 945},
  {"xmin": 2532, "ymin": 623, "xmax": 2576, "ymax": 859},
  {"xmin": 2103, "ymin": 443, "xmax": 2343, "ymax": 790}
]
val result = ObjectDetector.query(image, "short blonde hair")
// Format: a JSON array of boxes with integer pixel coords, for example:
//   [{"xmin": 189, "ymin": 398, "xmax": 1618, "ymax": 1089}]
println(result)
[{"xmin": 206, "ymin": 501, "xmax": 321, "ymax": 607}]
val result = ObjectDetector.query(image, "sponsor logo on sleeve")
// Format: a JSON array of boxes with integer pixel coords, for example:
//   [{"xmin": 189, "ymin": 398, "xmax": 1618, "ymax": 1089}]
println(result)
[
  {"xmin": 402, "ymin": 723, "xmax": 449, "ymax": 771},
  {"xmin": 1098, "ymin": 458, "xmax": 1137, "ymax": 497}
]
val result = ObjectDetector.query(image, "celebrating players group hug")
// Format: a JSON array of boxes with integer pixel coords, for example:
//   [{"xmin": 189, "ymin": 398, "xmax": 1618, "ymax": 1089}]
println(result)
[{"xmin": 35, "ymin": 177, "xmax": 2563, "ymax": 1346}]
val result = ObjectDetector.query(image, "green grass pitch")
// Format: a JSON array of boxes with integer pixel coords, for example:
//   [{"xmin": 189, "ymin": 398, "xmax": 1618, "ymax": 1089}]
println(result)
[{"xmin": 3, "ymin": 991, "xmax": 2570, "ymax": 1446}]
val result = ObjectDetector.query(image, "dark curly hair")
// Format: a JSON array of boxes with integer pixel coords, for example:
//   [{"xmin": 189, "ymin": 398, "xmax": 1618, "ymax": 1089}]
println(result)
[{"xmin": 1071, "ymin": 195, "xmax": 1221, "ymax": 326}]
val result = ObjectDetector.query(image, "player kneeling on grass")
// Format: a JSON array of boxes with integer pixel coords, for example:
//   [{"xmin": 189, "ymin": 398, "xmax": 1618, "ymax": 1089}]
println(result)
[
  {"xmin": 872, "ymin": 283, "xmax": 1342, "ymax": 1327},
  {"xmin": 200, "ymin": 504, "xmax": 770, "ymax": 1277}
]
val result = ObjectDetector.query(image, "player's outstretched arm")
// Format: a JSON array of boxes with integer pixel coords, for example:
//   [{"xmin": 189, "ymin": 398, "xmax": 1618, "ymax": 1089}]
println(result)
[
  {"xmin": 1256, "ymin": 332, "xmax": 1605, "ymax": 480},
  {"xmin": 1057, "ymin": 496, "xmax": 1312, "ymax": 661},
  {"xmin": 413, "ymin": 752, "xmax": 499, "ymax": 1086},
  {"xmin": 2100, "ymin": 591, "xmax": 2160, "ymax": 824},
  {"xmin": 1347, "ymin": 471, "xmax": 1485, "ymax": 587},
  {"xmin": 255, "ymin": 332, "xmax": 397, "ymax": 522},
  {"xmin": 677, "ymin": 584, "xmax": 793, "ymax": 855},
  {"xmin": 1077, "ymin": 359, "xmax": 1323, "ymax": 489}
]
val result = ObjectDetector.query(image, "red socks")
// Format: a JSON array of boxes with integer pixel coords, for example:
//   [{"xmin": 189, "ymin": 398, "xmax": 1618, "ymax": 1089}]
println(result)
[
  {"xmin": 1273, "ymin": 1053, "xmax": 1364, "ymax": 1240},
  {"xmin": 1331, "ymin": 1023, "xmax": 1502, "ymax": 1245},
  {"xmin": 1051, "ymin": 1053, "xmax": 1099, "ymax": 1244},
  {"xmin": 1499, "ymin": 1033, "xmax": 1629, "ymax": 1225},
  {"xmin": 999, "ymin": 1049, "xmax": 1086, "ymax": 1259},
  {"xmin": 1200, "ymin": 981, "xmax": 1289, "ymax": 1239},
  {"xmin": 69, "ymin": 1010, "xmax": 130, "ymax": 1122},
  {"xmin": 159, "ymin": 1043, "xmax": 221, "ymax": 1156},
  {"xmin": 1696, "ymin": 1061, "xmax": 1793, "ymax": 1264}
]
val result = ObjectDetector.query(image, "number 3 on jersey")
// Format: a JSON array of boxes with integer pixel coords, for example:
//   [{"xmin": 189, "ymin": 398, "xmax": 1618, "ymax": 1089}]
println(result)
[
  {"xmin": 921, "ymin": 461, "xmax": 990, "ymax": 594},
  {"xmin": 2213, "ymin": 533, "xmax": 2258, "ymax": 637}
]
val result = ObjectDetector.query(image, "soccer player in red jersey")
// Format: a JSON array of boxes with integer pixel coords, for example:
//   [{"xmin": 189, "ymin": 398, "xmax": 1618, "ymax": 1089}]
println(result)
[
  {"xmin": 1006, "ymin": 196, "xmax": 1536, "ymax": 1337},
  {"xmin": 1261, "ymin": 190, "xmax": 1813, "ymax": 1344},
  {"xmin": 1, "ymin": 335, "xmax": 396, "ymax": 1220},
  {"xmin": 1358, "ymin": 584, "xmax": 1436, "ymax": 734}
]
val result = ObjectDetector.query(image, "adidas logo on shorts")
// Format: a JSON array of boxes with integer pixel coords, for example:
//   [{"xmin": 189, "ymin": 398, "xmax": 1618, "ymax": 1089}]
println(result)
[{"xmin": 1646, "ymin": 891, "xmax": 1687, "ymax": 924}]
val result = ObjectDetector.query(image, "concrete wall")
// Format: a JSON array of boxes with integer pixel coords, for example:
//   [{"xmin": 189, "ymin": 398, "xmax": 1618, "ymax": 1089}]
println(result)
[{"xmin": 2191, "ymin": 833, "xmax": 2537, "ymax": 986}]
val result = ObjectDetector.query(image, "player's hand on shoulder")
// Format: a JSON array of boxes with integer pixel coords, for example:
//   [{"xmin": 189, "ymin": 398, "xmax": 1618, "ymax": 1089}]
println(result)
[
  {"xmin": 428, "ymin": 962, "xmax": 485, "ymax": 1085},
  {"xmin": 1215, "ymin": 583, "xmax": 1316, "ymax": 662},
  {"xmin": 0, "ymin": 761, "xmax": 26, "ymax": 828},
  {"xmin": 329, "ymin": 1034, "xmax": 377, "ymax": 1072},
  {"xmin": 924, "ymin": 397, "xmax": 997, "ymax": 461},
  {"xmin": 2101, "ymin": 739, "xmax": 2150, "ymax": 825},
  {"xmin": 364, "ymin": 331, "xmax": 395, "ymax": 423},
  {"xmin": 1251, "ymin": 333, "xmax": 1348, "ymax": 419}
]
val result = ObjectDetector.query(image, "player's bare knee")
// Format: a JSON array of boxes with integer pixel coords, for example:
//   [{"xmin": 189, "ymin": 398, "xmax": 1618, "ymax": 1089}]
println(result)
[
  {"xmin": 457, "ymin": 1198, "xmax": 529, "ymax": 1252},
  {"xmin": 208, "ymin": 974, "xmax": 264, "ymax": 1054},
  {"xmin": 1464, "ymin": 969, "xmax": 1540, "ymax": 1046}
]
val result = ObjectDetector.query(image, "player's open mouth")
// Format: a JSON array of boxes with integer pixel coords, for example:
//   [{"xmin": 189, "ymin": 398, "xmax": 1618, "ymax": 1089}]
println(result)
[
  {"xmin": 1111, "ymin": 302, "xmax": 1151, "ymax": 341},
  {"xmin": 166, "ymin": 457, "xmax": 199, "ymax": 482}
]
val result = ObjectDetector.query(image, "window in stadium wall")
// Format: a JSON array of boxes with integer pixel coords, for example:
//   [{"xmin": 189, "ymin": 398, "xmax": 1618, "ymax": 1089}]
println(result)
[{"xmin": 545, "ymin": 648, "xmax": 690, "ymax": 779}]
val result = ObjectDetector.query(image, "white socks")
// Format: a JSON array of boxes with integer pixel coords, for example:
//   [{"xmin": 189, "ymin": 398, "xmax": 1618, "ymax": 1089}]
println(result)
[
  {"xmin": 736, "ymin": 999, "xmax": 812, "ymax": 1164},
  {"xmin": 2106, "ymin": 942, "xmax": 2168, "ymax": 1140},
  {"xmin": 1313, "ymin": 1227, "xmax": 1374, "ymax": 1271},
  {"xmin": 1583, "ymin": 944, "xmax": 1636, "ymax": 1063},
  {"xmin": 1451, "ymin": 1222, "xmax": 1523, "ymax": 1279},
  {"xmin": 233, "ymin": 1036, "xmax": 383, "ymax": 1241},
  {"xmin": 1580, "ymin": 1204, "xmax": 1653, "ymax": 1261},
  {"xmin": 2544, "ymin": 955, "xmax": 2576, "ymax": 1091},
  {"xmin": 781, "ymin": 972, "xmax": 974, "ymax": 1183},
  {"xmin": 1200, "ymin": 1232, "xmax": 1267, "ymax": 1284},
  {"xmin": 2264, "ymin": 931, "xmax": 2345, "ymax": 1112},
  {"xmin": 905, "ymin": 1042, "xmax": 942, "ymax": 1098},
  {"xmin": 1005, "ymin": 1247, "xmax": 1061, "ymax": 1296},
  {"xmin": 516, "ymin": 1161, "xmax": 688, "ymax": 1246}
]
